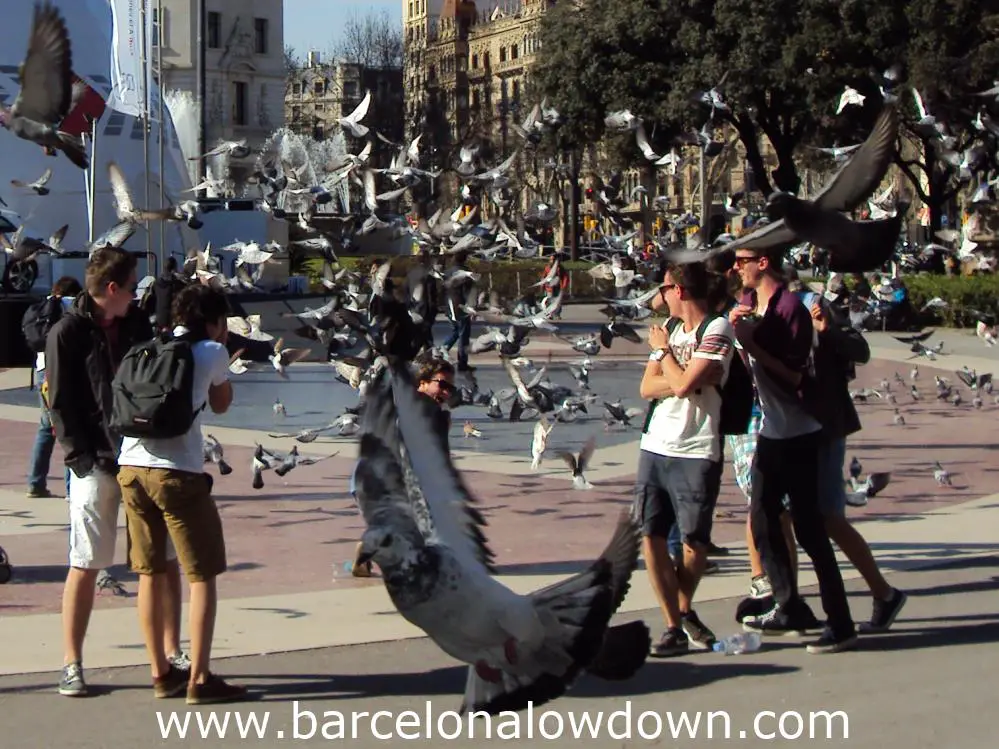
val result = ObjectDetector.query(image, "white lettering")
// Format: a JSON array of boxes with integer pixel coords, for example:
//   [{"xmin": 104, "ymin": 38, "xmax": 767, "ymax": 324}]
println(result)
[
  {"xmin": 370, "ymin": 711, "xmax": 393, "ymax": 740},
  {"xmin": 608, "ymin": 700, "xmax": 632, "ymax": 739},
  {"xmin": 321, "ymin": 711, "xmax": 345, "ymax": 740},
  {"xmin": 667, "ymin": 710, "xmax": 701, "ymax": 739},
  {"xmin": 466, "ymin": 710, "xmax": 493, "ymax": 739},
  {"xmin": 568, "ymin": 710, "xmax": 603, "ymax": 739},
  {"xmin": 811, "ymin": 710, "xmax": 849, "ymax": 739},
  {"xmin": 395, "ymin": 710, "xmax": 421, "ymax": 740},
  {"xmin": 538, "ymin": 710, "xmax": 564, "ymax": 740},
  {"xmin": 756, "ymin": 710, "xmax": 777, "ymax": 740},
  {"xmin": 780, "ymin": 711, "xmax": 804, "ymax": 740},
  {"xmin": 351, "ymin": 710, "xmax": 369, "ymax": 741},
  {"xmin": 496, "ymin": 711, "xmax": 521, "ymax": 740},
  {"xmin": 293, "ymin": 702, "xmax": 315, "ymax": 739},
  {"xmin": 707, "ymin": 710, "xmax": 730, "ymax": 739},
  {"xmin": 155, "ymin": 711, "xmax": 190, "ymax": 739},
  {"xmin": 637, "ymin": 711, "xmax": 662, "ymax": 740},
  {"xmin": 437, "ymin": 710, "xmax": 462, "ymax": 740}
]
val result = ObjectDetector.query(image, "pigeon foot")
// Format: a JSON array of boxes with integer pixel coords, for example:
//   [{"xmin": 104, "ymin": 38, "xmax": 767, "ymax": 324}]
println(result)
[{"xmin": 474, "ymin": 660, "xmax": 503, "ymax": 684}]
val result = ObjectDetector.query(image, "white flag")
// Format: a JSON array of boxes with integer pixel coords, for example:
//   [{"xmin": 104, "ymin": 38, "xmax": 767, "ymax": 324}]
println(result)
[{"xmin": 108, "ymin": 0, "xmax": 146, "ymax": 116}]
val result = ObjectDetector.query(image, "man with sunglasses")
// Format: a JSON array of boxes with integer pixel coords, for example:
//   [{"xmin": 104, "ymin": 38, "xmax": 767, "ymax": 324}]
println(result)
[
  {"xmin": 46, "ymin": 248, "xmax": 186, "ymax": 696},
  {"xmin": 729, "ymin": 248, "xmax": 856, "ymax": 654},
  {"xmin": 635, "ymin": 261, "xmax": 734, "ymax": 656}
]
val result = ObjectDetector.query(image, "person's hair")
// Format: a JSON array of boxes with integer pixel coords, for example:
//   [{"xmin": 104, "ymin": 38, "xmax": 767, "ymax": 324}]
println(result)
[
  {"xmin": 165, "ymin": 256, "xmax": 178, "ymax": 272},
  {"xmin": 664, "ymin": 261, "xmax": 710, "ymax": 300},
  {"xmin": 171, "ymin": 283, "xmax": 230, "ymax": 341},
  {"xmin": 705, "ymin": 249, "xmax": 735, "ymax": 276},
  {"xmin": 85, "ymin": 247, "xmax": 137, "ymax": 298},
  {"xmin": 415, "ymin": 357, "xmax": 455, "ymax": 385},
  {"xmin": 52, "ymin": 275, "xmax": 82, "ymax": 298}
]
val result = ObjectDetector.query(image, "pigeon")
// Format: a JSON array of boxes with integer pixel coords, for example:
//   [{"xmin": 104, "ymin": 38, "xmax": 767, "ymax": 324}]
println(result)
[
  {"xmin": 603, "ymin": 401, "xmax": 644, "ymax": 429},
  {"xmin": 202, "ymin": 434, "xmax": 232, "ymax": 475},
  {"xmin": 846, "ymin": 472, "xmax": 891, "ymax": 507},
  {"xmin": 557, "ymin": 436, "xmax": 597, "ymax": 490},
  {"xmin": 932, "ymin": 461, "xmax": 952, "ymax": 487},
  {"xmin": 273, "ymin": 397, "xmax": 286, "ymax": 417},
  {"xmin": 531, "ymin": 416, "xmax": 554, "ymax": 469},
  {"xmin": 352, "ymin": 364, "xmax": 649, "ymax": 716},
  {"xmin": 672, "ymin": 105, "xmax": 901, "ymax": 272},
  {"xmin": 269, "ymin": 338, "xmax": 310, "ymax": 379},
  {"xmin": 849, "ymin": 456, "xmax": 862, "ymax": 481},
  {"xmin": 95, "ymin": 569, "xmax": 127, "ymax": 596},
  {"xmin": 10, "ymin": 167, "xmax": 53, "ymax": 195},
  {"xmin": 463, "ymin": 421, "xmax": 483, "ymax": 439},
  {"xmin": 0, "ymin": 3, "xmax": 89, "ymax": 169},
  {"xmin": 892, "ymin": 408, "xmax": 906, "ymax": 426}
]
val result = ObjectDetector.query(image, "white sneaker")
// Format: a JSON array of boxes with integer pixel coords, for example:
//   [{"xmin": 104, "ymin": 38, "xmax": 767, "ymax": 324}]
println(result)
[{"xmin": 749, "ymin": 575, "xmax": 773, "ymax": 599}]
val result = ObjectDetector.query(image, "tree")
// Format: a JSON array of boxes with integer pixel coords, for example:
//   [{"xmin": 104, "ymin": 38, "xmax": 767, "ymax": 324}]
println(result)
[{"xmin": 332, "ymin": 10, "xmax": 404, "ymax": 70}]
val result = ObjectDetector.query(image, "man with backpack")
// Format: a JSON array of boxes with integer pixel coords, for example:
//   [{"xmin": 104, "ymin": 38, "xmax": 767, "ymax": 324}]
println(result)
[
  {"xmin": 115, "ymin": 284, "xmax": 248, "ymax": 704},
  {"xmin": 634, "ymin": 261, "xmax": 737, "ymax": 656},
  {"xmin": 141, "ymin": 256, "xmax": 189, "ymax": 333},
  {"xmin": 23, "ymin": 275, "xmax": 81, "ymax": 498},
  {"xmin": 46, "ymin": 248, "xmax": 186, "ymax": 697}
]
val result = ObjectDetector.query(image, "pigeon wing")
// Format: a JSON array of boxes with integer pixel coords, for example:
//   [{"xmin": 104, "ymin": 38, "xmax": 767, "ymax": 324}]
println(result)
[
  {"xmin": 379, "ymin": 366, "xmax": 496, "ymax": 572},
  {"xmin": 13, "ymin": 3, "xmax": 73, "ymax": 124},
  {"xmin": 576, "ymin": 435, "xmax": 597, "ymax": 475},
  {"xmin": 866, "ymin": 472, "xmax": 891, "ymax": 497}
]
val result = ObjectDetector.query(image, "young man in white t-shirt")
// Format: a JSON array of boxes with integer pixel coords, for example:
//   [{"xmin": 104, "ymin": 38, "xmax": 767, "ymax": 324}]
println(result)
[
  {"xmin": 635, "ymin": 261, "xmax": 735, "ymax": 656},
  {"xmin": 117, "ymin": 284, "xmax": 248, "ymax": 704}
]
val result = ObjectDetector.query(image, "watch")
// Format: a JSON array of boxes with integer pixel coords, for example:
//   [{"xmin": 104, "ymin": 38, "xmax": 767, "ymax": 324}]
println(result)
[{"xmin": 649, "ymin": 348, "xmax": 668, "ymax": 362}]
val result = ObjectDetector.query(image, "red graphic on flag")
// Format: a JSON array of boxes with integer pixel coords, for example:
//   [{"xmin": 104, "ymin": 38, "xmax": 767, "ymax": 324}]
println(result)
[{"xmin": 59, "ymin": 74, "xmax": 108, "ymax": 137}]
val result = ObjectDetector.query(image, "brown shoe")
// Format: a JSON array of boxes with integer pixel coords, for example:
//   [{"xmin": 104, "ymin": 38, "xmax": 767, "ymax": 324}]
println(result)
[
  {"xmin": 153, "ymin": 665, "xmax": 189, "ymax": 699},
  {"xmin": 186, "ymin": 673, "xmax": 250, "ymax": 705}
]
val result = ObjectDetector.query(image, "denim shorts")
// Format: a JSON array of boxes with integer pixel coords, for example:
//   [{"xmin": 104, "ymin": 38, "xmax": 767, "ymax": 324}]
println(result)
[
  {"xmin": 817, "ymin": 436, "xmax": 848, "ymax": 517},
  {"xmin": 632, "ymin": 451, "xmax": 723, "ymax": 548}
]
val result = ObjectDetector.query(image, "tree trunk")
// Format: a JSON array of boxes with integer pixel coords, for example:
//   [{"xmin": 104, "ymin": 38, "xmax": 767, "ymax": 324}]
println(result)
[
  {"xmin": 770, "ymin": 138, "xmax": 801, "ymax": 195},
  {"xmin": 730, "ymin": 116, "xmax": 774, "ymax": 198},
  {"xmin": 565, "ymin": 150, "xmax": 580, "ymax": 261}
]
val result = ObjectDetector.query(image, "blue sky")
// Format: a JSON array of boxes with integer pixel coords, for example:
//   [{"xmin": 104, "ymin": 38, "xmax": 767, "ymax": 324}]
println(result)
[{"xmin": 284, "ymin": 0, "xmax": 402, "ymax": 57}]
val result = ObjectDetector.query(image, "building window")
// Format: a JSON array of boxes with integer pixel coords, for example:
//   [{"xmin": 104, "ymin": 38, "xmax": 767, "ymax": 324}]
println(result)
[
  {"xmin": 314, "ymin": 80, "xmax": 324, "ymax": 95},
  {"xmin": 344, "ymin": 81, "xmax": 358, "ymax": 99},
  {"xmin": 316, "ymin": 103, "xmax": 325, "ymax": 112},
  {"xmin": 207, "ymin": 12, "xmax": 221, "ymax": 48},
  {"xmin": 511, "ymin": 44, "xmax": 518, "ymax": 59},
  {"xmin": 513, "ymin": 80, "xmax": 520, "ymax": 99},
  {"xmin": 472, "ymin": 54, "xmax": 478, "ymax": 69},
  {"xmin": 151, "ymin": 8, "xmax": 163, "ymax": 47},
  {"xmin": 314, "ymin": 124, "xmax": 324, "ymax": 141},
  {"xmin": 499, "ymin": 47, "xmax": 506, "ymax": 63},
  {"xmin": 484, "ymin": 52, "xmax": 490, "ymax": 67},
  {"xmin": 292, "ymin": 83, "xmax": 300, "ymax": 95},
  {"xmin": 292, "ymin": 106, "xmax": 301, "ymax": 120},
  {"xmin": 233, "ymin": 81, "xmax": 247, "ymax": 125},
  {"xmin": 254, "ymin": 18, "xmax": 268, "ymax": 55}
]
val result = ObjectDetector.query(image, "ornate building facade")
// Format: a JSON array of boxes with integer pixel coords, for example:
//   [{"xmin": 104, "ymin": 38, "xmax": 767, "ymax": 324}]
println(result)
[{"xmin": 157, "ymin": 0, "xmax": 286, "ymax": 185}]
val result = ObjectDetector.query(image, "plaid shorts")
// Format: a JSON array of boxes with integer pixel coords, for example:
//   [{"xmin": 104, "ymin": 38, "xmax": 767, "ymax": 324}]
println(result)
[{"xmin": 726, "ymin": 411, "xmax": 762, "ymax": 503}]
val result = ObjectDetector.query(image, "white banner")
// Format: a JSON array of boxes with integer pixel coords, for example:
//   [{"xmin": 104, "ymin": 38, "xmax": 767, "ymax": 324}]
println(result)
[{"xmin": 109, "ymin": 0, "xmax": 146, "ymax": 116}]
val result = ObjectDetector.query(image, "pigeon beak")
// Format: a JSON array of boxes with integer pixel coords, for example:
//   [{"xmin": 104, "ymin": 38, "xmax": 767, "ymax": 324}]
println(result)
[{"xmin": 356, "ymin": 549, "xmax": 376, "ymax": 567}]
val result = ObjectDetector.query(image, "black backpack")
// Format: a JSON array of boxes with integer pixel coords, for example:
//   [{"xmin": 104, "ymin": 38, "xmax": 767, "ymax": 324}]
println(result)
[
  {"xmin": 21, "ymin": 296, "xmax": 64, "ymax": 353},
  {"xmin": 109, "ymin": 333, "xmax": 204, "ymax": 439},
  {"xmin": 641, "ymin": 314, "xmax": 756, "ymax": 436}
]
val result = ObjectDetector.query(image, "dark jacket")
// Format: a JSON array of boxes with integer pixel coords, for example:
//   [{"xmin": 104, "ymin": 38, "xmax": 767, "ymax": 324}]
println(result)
[
  {"xmin": 444, "ymin": 264, "xmax": 474, "ymax": 321},
  {"xmin": 811, "ymin": 304, "xmax": 869, "ymax": 439},
  {"xmin": 143, "ymin": 272, "xmax": 188, "ymax": 330},
  {"xmin": 46, "ymin": 293, "xmax": 155, "ymax": 478}
]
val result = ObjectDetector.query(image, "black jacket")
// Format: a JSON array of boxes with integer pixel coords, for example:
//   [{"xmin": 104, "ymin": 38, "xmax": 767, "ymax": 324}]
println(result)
[
  {"xmin": 46, "ymin": 293, "xmax": 154, "ymax": 477},
  {"xmin": 811, "ymin": 308, "xmax": 869, "ymax": 439},
  {"xmin": 143, "ymin": 272, "xmax": 188, "ymax": 330}
]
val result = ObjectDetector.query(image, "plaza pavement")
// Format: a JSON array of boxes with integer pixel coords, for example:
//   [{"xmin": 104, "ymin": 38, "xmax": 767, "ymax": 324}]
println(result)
[{"xmin": 0, "ymin": 313, "xmax": 997, "ymax": 746}]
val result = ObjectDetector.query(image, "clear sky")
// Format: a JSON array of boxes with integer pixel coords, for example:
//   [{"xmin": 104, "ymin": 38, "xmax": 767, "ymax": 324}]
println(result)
[{"xmin": 284, "ymin": 0, "xmax": 402, "ymax": 58}]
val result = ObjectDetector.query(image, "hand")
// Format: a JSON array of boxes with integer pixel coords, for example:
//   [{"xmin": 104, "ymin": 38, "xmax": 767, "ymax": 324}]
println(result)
[
  {"xmin": 733, "ymin": 315, "xmax": 758, "ymax": 349},
  {"xmin": 648, "ymin": 324, "xmax": 669, "ymax": 351},
  {"xmin": 810, "ymin": 302, "xmax": 828, "ymax": 333},
  {"xmin": 728, "ymin": 304, "xmax": 755, "ymax": 325}
]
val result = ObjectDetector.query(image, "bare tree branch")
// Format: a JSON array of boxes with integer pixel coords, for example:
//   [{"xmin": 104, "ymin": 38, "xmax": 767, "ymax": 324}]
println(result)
[{"xmin": 332, "ymin": 10, "xmax": 403, "ymax": 70}]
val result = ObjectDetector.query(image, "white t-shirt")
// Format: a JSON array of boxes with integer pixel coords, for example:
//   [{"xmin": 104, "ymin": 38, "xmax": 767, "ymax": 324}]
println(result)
[
  {"xmin": 640, "ymin": 316, "xmax": 735, "ymax": 461},
  {"xmin": 118, "ymin": 327, "xmax": 231, "ymax": 475}
]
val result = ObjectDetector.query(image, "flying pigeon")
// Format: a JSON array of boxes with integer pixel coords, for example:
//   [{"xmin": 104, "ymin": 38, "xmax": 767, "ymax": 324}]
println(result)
[
  {"xmin": 531, "ymin": 416, "xmax": 554, "ymax": 469},
  {"xmin": 352, "ymin": 364, "xmax": 650, "ymax": 715},
  {"xmin": 557, "ymin": 436, "xmax": 597, "ymax": 490},
  {"xmin": 0, "ymin": 3, "xmax": 89, "ymax": 169},
  {"xmin": 202, "ymin": 434, "xmax": 232, "ymax": 475}
]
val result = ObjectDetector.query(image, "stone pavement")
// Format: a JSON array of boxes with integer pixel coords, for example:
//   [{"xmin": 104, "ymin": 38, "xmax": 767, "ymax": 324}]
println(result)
[{"xmin": 0, "ymin": 321, "xmax": 997, "ymax": 746}]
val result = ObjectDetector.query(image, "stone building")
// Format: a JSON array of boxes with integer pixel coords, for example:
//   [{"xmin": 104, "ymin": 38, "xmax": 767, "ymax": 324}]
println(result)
[
  {"xmin": 156, "ymin": 0, "xmax": 286, "ymax": 185},
  {"xmin": 285, "ymin": 51, "xmax": 405, "ymax": 147}
]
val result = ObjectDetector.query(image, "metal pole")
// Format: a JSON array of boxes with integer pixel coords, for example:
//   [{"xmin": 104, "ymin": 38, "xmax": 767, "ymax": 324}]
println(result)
[
  {"xmin": 88, "ymin": 117, "xmax": 97, "ymax": 243},
  {"xmin": 196, "ymin": 0, "xmax": 207, "ymax": 200},
  {"xmin": 140, "ymin": 0, "xmax": 151, "ymax": 254},
  {"xmin": 157, "ymin": 0, "xmax": 165, "ymax": 268},
  {"xmin": 699, "ymin": 145, "xmax": 707, "ymax": 245}
]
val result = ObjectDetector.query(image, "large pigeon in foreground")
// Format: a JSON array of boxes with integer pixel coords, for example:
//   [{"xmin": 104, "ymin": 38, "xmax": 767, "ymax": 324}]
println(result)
[
  {"xmin": 0, "ymin": 2, "xmax": 88, "ymax": 170},
  {"xmin": 671, "ymin": 104, "xmax": 904, "ymax": 273},
  {"xmin": 353, "ymin": 363, "xmax": 650, "ymax": 715}
]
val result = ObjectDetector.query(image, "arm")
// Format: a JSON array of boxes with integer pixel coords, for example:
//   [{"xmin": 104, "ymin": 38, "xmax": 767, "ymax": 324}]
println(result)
[
  {"xmin": 819, "ymin": 324, "xmax": 870, "ymax": 365},
  {"xmin": 658, "ymin": 322, "xmax": 732, "ymax": 397},
  {"xmin": 208, "ymin": 345, "xmax": 234, "ymax": 414},
  {"xmin": 639, "ymin": 360, "xmax": 675, "ymax": 399},
  {"xmin": 45, "ymin": 323, "xmax": 95, "ymax": 475},
  {"xmin": 741, "ymin": 339, "xmax": 803, "ymax": 387}
]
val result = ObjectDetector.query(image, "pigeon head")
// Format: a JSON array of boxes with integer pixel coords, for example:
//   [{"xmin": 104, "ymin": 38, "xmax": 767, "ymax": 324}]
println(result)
[
  {"xmin": 0, "ymin": 107, "xmax": 9, "ymax": 128},
  {"xmin": 764, "ymin": 191, "xmax": 796, "ymax": 221},
  {"xmin": 358, "ymin": 526, "xmax": 417, "ymax": 568}
]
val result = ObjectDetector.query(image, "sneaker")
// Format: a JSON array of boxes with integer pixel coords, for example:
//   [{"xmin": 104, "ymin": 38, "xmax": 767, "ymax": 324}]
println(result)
[
  {"xmin": 58, "ymin": 662, "xmax": 87, "ymax": 697},
  {"xmin": 186, "ymin": 673, "xmax": 250, "ymax": 705},
  {"xmin": 681, "ymin": 610, "xmax": 717, "ymax": 650},
  {"xmin": 649, "ymin": 628, "xmax": 689, "ymax": 658},
  {"xmin": 806, "ymin": 626, "xmax": 859, "ymax": 654},
  {"xmin": 168, "ymin": 651, "xmax": 192, "ymax": 671},
  {"xmin": 703, "ymin": 560, "xmax": 721, "ymax": 575},
  {"xmin": 154, "ymin": 665, "xmax": 189, "ymax": 699},
  {"xmin": 707, "ymin": 542, "xmax": 730, "ymax": 557},
  {"xmin": 749, "ymin": 575, "xmax": 773, "ymax": 599},
  {"xmin": 858, "ymin": 588, "xmax": 907, "ymax": 634},
  {"xmin": 27, "ymin": 487, "xmax": 56, "ymax": 498},
  {"xmin": 743, "ymin": 601, "xmax": 822, "ymax": 637}
]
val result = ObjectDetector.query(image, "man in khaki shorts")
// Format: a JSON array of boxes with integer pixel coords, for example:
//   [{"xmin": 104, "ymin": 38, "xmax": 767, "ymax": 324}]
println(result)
[{"xmin": 118, "ymin": 284, "xmax": 248, "ymax": 704}]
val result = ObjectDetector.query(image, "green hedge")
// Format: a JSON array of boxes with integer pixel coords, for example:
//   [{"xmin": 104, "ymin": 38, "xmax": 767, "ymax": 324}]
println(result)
[
  {"xmin": 300, "ymin": 256, "xmax": 615, "ymax": 301},
  {"xmin": 818, "ymin": 273, "xmax": 999, "ymax": 328}
]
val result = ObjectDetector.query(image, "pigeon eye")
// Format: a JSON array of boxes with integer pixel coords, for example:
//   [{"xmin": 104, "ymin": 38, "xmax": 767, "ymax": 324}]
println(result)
[{"xmin": 380, "ymin": 533, "xmax": 393, "ymax": 547}]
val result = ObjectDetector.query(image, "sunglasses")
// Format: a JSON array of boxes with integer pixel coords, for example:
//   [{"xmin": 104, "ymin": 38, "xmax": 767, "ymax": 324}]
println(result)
[
  {"xmin": 431, "ymin": 378, "xmax": 455, "ymax": 392},
  {"xmin": 659, "ymin": 283, "xmax": 677, "ymax": 300},
  {"xmin": 734, "ymin": 256, "xmax": 762, "ymax": 267}
]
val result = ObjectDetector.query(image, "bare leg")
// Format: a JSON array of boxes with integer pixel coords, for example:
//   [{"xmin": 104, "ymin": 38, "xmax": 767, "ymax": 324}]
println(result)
[
  {"xmin": 825, "ymin": 515, "xmax": 893, "ymax": 600},
  {"xmin": 677, "ymin": 543, "xmax": 707, "ymax": 613},
  {"xmin": 780, "ymin": 512, "xmax": 798, "ymax": 582},
  {"xmin": 641, "ymin": 535, "xmax": 682, "ymax": 628},
  {"xmin": 162, "ymin": 560, "xmax": 183, "ymax": 658},
  {"xmin": 746, "ymin": 515, "xmax": 764, "ymax": 577},
  {"xmin": 188, "ymin": 578, "xmax": 218, "ymax": 686},
  {"xmin": 137, "ymin": 573, "xmax": 171, "ymax": 678},
  {"xmin": 62, "ymin": 568, "xmax": 99, "ymax": 665}
]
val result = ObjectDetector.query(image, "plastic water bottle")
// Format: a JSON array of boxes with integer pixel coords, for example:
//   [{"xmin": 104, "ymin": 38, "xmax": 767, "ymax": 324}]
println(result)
[{"xmin": 712, "ymin": 632, "xmax": 762, "ymax": 655}]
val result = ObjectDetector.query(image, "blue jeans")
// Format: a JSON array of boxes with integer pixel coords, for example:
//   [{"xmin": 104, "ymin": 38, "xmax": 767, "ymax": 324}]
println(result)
[
  {"xmin": 442, "ymin": 316, "xmax": 471, "ymax": 368},
  {"xmin": 28, "ymin": 371, "xmax": 55, "ymax": 492}
]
